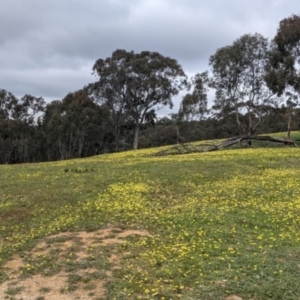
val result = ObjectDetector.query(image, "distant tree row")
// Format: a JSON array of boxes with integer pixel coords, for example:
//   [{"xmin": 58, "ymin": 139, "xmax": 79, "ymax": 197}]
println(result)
[{"xmin": 1, "ymin": 14, "xmax": 300, "ymax": 163}]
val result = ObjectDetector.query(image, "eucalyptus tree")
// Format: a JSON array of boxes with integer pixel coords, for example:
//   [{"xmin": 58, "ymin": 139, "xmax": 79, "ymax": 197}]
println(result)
[
  {"xmin": 86, "ymin": 50, "xmax": 131, "ymax": 151},
  {"xmin": 60, "ymin": 89, "xmax": 112, "ymax": 157},
  {"xmin": 92, "ymin": 49, "xmax": 187, "ymax": 150},
  {"xmin": 200, "ymin": 33, "xmax": 299, "ymax": 150},
  {"xmin": 0, "ymin": 89, "xmax": 45, "ymax": 163},
  {"xmin": 209, "ymin": 33, "xmax": 277, "ymax": 137},
  {"xmin": 43, "ymin": 89, "xmax": 112, "ymax": 160},
  {"xmin": 13, "ymin": 94, "xmax": 45, "ymax": 162},
  {"xmin": 265, "ymin": 14, "xmax": 300, "ymax": 137},
  {"xmin": 0, "ymin": 89, "xmax": 20, "ymax": 122},
  {"xmin": 0, "ymin": 89, "xmax": 17, "ymax": 162},
  {"xmin": 178, "ymin": 72, "xmax": 209, "ymax": 141},
  {"xmin": 266, "ymin": 14, "xmax": 300, "ymax": 96},
  {"xmin": 13, "ymin": 94, "xmax": 45, "ymax": 124},
  {"xmin": 179, "ymin": 72, "xmax": 209, "ymax": 122}
]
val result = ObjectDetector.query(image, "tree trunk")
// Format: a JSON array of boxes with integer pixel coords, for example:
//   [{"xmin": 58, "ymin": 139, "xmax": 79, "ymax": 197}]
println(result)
[
  {"xmin": 248, "ymin": 110, "xmax": 252, "ymax": 136},
  {"xmin": 133, "ymin": 124, "xmax": 139, "ymax": 150},
  {"xmin": 236, "ymin": 107, "xmax": 245, "ymax": 133},
  {"xmin": 286, "ymin": 115, "xmax": 291, "ymax": 139},
  {"xmin": 68, "ymin": 131, "xmax": 73, "ymax": 159},
  {"xmin": 78, "ymin": 131, "xmax": 85, "ymax": 157},
  {"xmin": 58, "ymin": 139, "xmax": 64, "ymax": 160},
  {"xmin": 115, "ymin": 124, "xmax": 120, "ymax": 151}
]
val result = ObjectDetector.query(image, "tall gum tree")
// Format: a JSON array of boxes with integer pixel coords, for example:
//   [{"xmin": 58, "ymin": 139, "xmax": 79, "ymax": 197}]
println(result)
[
  {"xmin": 195, "ymin": 33, "xmax": 300, "ymax": 150},
  {"xmin": 92, "ymin": 49, "xmax": 187, "ymax": 150},
  {"xmin": 43, "ymin": 89, "xmax": 111, "ymax": 160},
  {"xmin": 265, "ymin": 14, "xmax": 300, "ymax": 138},
  {"xmin": 266, "ymin": 14, "xmax": 300, "ymax": 96},
  {"xmin": 209, "ymin": 33, "xmax": 278, "ymax": 137},
  {"xmin": 179, "ymin": 72, "xmax": 209, "ymax": 122},
  {"xmin": 178, "ymin": 72, "xmax": 209, "ymax": 141},
  {"xmin": 87, "ymin": 50, "xmax": 132, "ymax": 151}
]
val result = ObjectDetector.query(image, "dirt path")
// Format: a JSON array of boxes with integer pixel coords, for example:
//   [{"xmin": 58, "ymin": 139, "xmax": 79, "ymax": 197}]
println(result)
[{"xmin": 0, "ymin": 227, "xmax": 150, "ymax": 300}]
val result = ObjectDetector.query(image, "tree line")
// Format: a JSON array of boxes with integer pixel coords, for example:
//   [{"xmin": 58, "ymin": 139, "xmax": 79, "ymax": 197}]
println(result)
[{"xmin": 1, "ymin": 14, "xmax": 300, "ymax": 164}]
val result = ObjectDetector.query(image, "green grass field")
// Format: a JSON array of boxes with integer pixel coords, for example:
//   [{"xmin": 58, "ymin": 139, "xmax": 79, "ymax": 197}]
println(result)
[
  {"xmin": 1, "ymin": 133, "xmax": 300, "ymax": 299},
  {"xmin": 266, "ymin": 131, "xmax": 300, "ymax": 140}
]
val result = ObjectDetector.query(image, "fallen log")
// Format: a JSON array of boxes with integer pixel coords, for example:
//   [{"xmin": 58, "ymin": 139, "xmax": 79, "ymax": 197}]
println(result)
[
  {"xmin": 154, "ymin": 135, "xmax": 297, "ymax": 156},
  {"xmin": 210, "ymin": 135, "xmax": 297, "ymax": 151}
]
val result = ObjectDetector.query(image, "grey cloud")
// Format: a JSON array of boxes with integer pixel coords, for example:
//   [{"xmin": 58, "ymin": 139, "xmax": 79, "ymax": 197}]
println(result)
[
  {"xmin": 0, "ymin": 0, "xmax": 299, "ymax": 105},
  {"xmin": 0, "ymin": 65, "xmax": 94, "ymax": 100}
]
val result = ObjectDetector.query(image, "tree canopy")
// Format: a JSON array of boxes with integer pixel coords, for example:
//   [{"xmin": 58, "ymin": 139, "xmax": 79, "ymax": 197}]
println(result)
[
  {"xmin": 91, "ymin": 49, "xmax": 187, "ymax": 149},
  {"xmin": 266, "ymin": 14, "xmax": 300, "ymax": 97},
  {"xmin": 209, "ymin": 33, "xmax": 277, "ymax": 136}
]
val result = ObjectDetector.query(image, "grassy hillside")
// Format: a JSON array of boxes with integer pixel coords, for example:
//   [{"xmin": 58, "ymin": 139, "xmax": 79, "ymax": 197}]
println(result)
[
  {"xmin": 261, "ymin": 131, "xmax": 300, "ymax": 140},
  {"xmin": 1, "ymin": 136, "xmax": 300, "ymax": 299}
]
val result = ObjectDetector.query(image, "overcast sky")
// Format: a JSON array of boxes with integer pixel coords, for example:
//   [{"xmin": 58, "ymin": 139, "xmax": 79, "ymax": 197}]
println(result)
[{"xmin": 0, "ymin": 0, "xmax": 299, "ymax": 115}]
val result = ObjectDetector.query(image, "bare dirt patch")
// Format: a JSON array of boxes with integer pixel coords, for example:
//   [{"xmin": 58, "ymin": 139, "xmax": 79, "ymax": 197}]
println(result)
[
  {"xmin": 0, "ymin": 227, "xmax": 150, "ymax": 300},
  {"xmin": 3, "ymin": 255, "xmax": 25, "ymax": 273}
]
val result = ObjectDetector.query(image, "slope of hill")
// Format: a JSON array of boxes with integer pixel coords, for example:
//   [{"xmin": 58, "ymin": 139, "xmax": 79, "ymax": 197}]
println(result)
[{"xmin": 1, "ymin": 138, "xmax": 300, "ymax": 299}]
